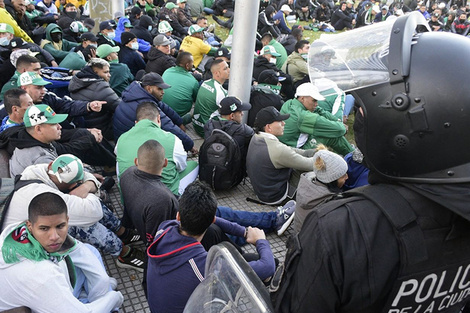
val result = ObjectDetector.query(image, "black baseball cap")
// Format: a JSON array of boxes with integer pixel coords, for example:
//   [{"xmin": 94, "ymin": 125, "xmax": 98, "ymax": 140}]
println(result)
[
  {"xmin": 141, "ymin": 72, "xmax": 171, "ymax": 89},
  {"xmin": 218, "ymin": 96, "xmax": 251, "ymax": 115},
  {"xmin": 258, "ymin": 69, "xmax": 286, "ymax": 85},
  {"xmin": 81, "ymin": 32, "xmax": 98, "ymax": 42},
  {"xmin": 254, "ymin": 106, "xmax": 290, "ymax": 129},
  {"xmin": 216, "ymin": 47, "xmax": 231, "ymax": 60}
]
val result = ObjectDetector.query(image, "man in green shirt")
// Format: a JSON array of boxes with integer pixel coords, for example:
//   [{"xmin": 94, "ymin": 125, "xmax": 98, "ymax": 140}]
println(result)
[
  {"xmin": 261, "ymin": 32, "xmax": 288, "ymax": 69},
  {"xmin": 162, "ymin": 51, "xmax": 199, "ymax": 124},
  {"xmin": 0, "ymin": 54, "xmax": 41, "ymax": 100},
  {"xmin": 96, "ymin": 44, "xmax": 134, "ymax": 97},
  {"xmin": 192, "ymin": 58, "xmax": 229, "ymax": 137},
  {"xmin": 279, "ymin": 83, "xmax": 353, "ymax": 155},
  {"xmin": 116, "ymin": 101, "xmax": 198, "ymax": 196}
]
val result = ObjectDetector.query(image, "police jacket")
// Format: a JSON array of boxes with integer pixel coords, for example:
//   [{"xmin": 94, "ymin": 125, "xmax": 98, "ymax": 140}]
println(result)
[{"xmin": 272, "ymin": 176, "xmax": 470, "ymax": 313}]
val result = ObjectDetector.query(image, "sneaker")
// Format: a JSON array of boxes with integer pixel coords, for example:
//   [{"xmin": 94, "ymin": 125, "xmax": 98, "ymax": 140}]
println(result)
[
  {"xmin": 120, "ymin": 228, "xmax": 142, "ymax": 246},
  {"xmin": 275, "ymin": 200, "xmax": 296, "ymax": 236},
  {"xmin": 116, "ymin": 247, "xmax": 146, "ymax": 272}
]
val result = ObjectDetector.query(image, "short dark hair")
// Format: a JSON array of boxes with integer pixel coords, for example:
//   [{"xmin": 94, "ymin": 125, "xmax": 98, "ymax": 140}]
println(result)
[
  {"xmin": 292, "ymin": 27, "xmax": 303, "ymax": 40},
  {"xmin": 16, "ymin": 55, "xmax": 40, "ymax": 72},
  {"xmin": 210, "ymin": 58, "xmax": 225, "ymax": 72},
  {"xmin": 136, "ymin": 101, "xmax": 160, "ymax": 122},
  {"xmin": 4, "ymin": 88, "xmax": 27, "ymax": 114},
  {"xmin": 28, "ymin": 192, "xmax": 68, "ymax": 224},
  {"xmin": 295, "ymin": 40, "xmax": 310, "ymax": 53},
  {"xmin": 178, "ymin": 181, "xmax": 217, "ymax": 236},
  {"xmin": 261, "ymin": 32, "xmax": 273, "ymax": 42},
  {"xmin": 137, "ymin": 139, "xmax": 165, "ymax": 172},
  {"xmin": 196, "ymin": 15, "xmax": 207, "ymax": 23},
  {"xmin": 176, "ymin": 51, "xmax": 192, "ymax": 67}
]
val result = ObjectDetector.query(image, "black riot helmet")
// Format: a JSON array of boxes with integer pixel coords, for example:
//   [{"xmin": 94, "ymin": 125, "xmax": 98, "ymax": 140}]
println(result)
[{"xmin": 310, "ymin": 12, "xmax": 470, "ymax": 183}]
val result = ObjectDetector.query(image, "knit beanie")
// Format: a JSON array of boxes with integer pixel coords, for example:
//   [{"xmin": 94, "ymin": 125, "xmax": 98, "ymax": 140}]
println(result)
[
  {"xmin": 313, "ymin": 150, "xmax": 348, "ymax": 183},
  {"xmin": 121, "ymin": 32, "xmax": 136, "ymax": 45}
]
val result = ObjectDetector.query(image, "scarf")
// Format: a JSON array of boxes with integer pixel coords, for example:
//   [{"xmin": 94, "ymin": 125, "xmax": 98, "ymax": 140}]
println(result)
[{"xmin": 2, "ymin": 223, "xmax": 74, "ymax": 264}]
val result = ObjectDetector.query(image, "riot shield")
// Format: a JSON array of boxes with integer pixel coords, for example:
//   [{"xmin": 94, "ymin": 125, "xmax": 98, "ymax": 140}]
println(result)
[{"xmin": 184, "ymin": 242, "xmax": 274, "ymax": 313}]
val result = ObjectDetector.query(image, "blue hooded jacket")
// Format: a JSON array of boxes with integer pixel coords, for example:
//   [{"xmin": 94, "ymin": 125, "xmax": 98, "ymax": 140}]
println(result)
[
  {"xmin": 115, "ymin": 17, "xmax": 151, "ymax": 53},
  {"xmin": 113, "ymin": 81, "xmax": 194, "ymax": 151}
]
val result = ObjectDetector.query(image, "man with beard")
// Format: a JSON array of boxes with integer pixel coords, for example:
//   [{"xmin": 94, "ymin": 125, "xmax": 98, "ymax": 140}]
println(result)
[{"xmin": 113, "ymin": 72, "xmax": 196, "ymax": 153}]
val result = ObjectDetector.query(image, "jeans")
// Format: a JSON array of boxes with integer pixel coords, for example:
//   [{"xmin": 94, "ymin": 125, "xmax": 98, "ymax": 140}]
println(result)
[
  {"xmin": 343, "ymin": 94, "xmax": 356, "ymax": 116},
  {"xmin": 216, "ymin": 206, "xmax": 277, "ymax": 231},
  {"xmin": 216, "ymin": 206, "xmax": 277, "ymax": 246}
]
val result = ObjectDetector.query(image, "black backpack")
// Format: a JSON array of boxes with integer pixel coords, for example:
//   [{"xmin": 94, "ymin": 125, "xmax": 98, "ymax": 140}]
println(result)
[{"xmin": 198, "ymin": 123, "xmax": 243, "ymax": 191}]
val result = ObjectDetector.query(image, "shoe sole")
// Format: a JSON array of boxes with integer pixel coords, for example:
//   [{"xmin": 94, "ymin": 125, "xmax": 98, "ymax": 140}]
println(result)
[
  {"xmin": 116, "ymin": 259, "xmax": 145, "ymax": 273},
  {"xmin": 277, "ymin": 212, "xmax": 295, "ymax": 236}
]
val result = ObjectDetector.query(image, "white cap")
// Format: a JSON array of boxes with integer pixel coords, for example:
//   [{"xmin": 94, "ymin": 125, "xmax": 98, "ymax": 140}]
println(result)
[
  {"xmin": 281, "ymin": 4, "xmax": 292, "ymax": 13},
  {"xmin": 295, "ymin": 83, "xmax": 325, "ymax": 100}
]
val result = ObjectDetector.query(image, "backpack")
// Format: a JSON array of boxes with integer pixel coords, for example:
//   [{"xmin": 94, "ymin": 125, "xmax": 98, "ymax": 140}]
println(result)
[
  {"xmin": 198, "ymin": 123, "xmax": 243, "ymax": 191},
  {"xmin": 0, "ymin": 175, "xmax": 42, "ymax": 231}
]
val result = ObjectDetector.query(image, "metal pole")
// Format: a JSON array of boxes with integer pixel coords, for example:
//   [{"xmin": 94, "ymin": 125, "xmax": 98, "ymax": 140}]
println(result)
[{"xmin": 228, "ymin": 0, "xmax": 260, "ymax": 124}]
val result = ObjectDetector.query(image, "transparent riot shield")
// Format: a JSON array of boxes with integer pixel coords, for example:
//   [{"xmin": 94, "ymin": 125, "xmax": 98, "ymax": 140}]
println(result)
[
  {"xmin": 184, "ymin": 242, "xmax": 274, "ymax": 313},
  {"xmin": 308, "ymin": 20, "xmax": 395, "ymax": 92}
]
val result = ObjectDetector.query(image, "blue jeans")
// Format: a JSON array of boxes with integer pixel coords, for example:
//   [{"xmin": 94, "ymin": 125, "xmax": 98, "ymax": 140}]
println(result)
[
  {"xmin": 344, "ymin": 94, "xmax": 356, "ymax": 116},
  {"xmin": 216, "ymin": 206, "xmax": 277, "ymax": 246},
  {"xmin": 216, "ymin": 206, "xmax": 277, "ymax": 231},
  {"xmin": 203, "ymin": 7, "xmax": 214, "ymax": 14}
]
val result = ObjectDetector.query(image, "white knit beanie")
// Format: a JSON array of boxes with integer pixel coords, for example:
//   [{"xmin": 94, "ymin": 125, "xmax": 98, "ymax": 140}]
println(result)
[{"xmin": 313, "ymin": 150, "xmax": 348, "ymax": 183}]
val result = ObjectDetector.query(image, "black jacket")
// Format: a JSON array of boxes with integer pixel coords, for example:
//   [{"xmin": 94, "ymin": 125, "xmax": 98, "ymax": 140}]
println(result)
[
  {"xmin": 145, "ymin": 47, "xmax": 176, "ymax": 76},
  {"xmin": 131, "ymin": 15, "xmax": 153, "ymax": 43},
  {"xmin": 68, "ymin": 66, "xmax": 120, "ymax": 140}
]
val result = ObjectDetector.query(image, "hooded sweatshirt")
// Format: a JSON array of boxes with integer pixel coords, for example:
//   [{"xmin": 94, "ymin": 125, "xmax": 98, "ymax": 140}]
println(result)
[
  {"xmin": 69, "ymin": 66, "xmax": 120, "ymax": 139},
  {"xmin": 40, "ymin": 23, "xmax": 79, "ymax": 62},
  {"xmin": 113, "ymin": 81, "xmax": 194, "ymax": 151},
  {"xmin": 147, "ymin": 219, "xmax": 275, "ymax": 313},
  {"xmin": 3, "ymin": 163, "xmax": 102, "ymax": 232},
  {"xmin": 115, "ymin": 17, "xmax": 151, "ymax": 53}
]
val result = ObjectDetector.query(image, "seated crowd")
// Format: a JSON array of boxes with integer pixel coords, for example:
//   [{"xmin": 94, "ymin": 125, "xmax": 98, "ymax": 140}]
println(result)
[{"xmin": 5, "ymin": 0, "xmax": 452, "ymax": 311}]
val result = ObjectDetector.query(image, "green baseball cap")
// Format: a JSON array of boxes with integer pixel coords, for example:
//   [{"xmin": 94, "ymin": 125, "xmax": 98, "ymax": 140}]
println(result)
[
  {"xmin": 165, "ymin": 2, "xmax": 177, "ymax": 9},
  {"xmin": 17, "ymin": 72, "xmax": 52, "ymax": 87},
  {"xmin": 49, "ymin": 154, "xmax": 84, "ymax": 184},
  {"xmin": 261, "ymin": 45, "xmax": 281, "ymax": 57},
  {"xmin": 124, "ymin": 22, "xmax": 134, "ymax": 28},
  {"xmin": 188, "ymin": 24, "xmax": 204, "ymax": 35},
  {"xmin": 23, "ymin": 104, "xmax": 68, "ymax": 128},
  {"xmin": 96, "ymin": 44, "xmax": 120, "ymax": 58},
  {"xmin": 0, "ymin": 23, "xmax": 14, "ymax": 34}
]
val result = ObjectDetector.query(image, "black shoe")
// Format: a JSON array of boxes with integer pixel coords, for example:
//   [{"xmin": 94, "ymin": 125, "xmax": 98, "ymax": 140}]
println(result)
[
  {"xmin": 100, "ymin": 176, "xmax": 115, "ymax": 192},
  {"xmin": 120, "ymin": 228, "xmax": 142, "ymax": 246},
  {"xmin": 116, "ymin": 247, "xmax": 146, "ymax": 272}
]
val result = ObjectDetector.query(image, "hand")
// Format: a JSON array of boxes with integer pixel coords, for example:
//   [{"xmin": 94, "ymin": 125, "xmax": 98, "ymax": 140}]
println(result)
[
  {"xmin": 137, "ymin": 51, "xmax": 144, "ymax": 58},
  {"xmin": 88, "ymin": 128, "xmax": 103, "ymax": 143},
  {"xmin": 223, "ymin": 9, "xmax": 227, "ymax": 13},
  {"xmin": 69, "ymin": 181, "xmax": 97, "ymax": 198},
  {"xmin": 245, "ymin": 227, "xmax": 266, "ymax": 245},
  {"xmin": 302, "ymin": 6, "xmax": 308, "ymax": 12},
  {"xmin": 92, "ymin": 172, "xmax": 104, "ymax": 183},
  {"xmin": 89, "ymin": 101, "xmax": 105, "ymax": 112},
  {"xmin": 51, "ymin": 60, "xmax": 59, "ymax": 67},
  {"xmin": 190, "ymin": 147, "xmax": 199, "ymax": 155},
  {"xmin": 179, "ymin": 124, "xmax": 186, "ymax": 132},
  {"xmin": 88, "ymin": 48, "xmax": 96, "ymax": 60}
]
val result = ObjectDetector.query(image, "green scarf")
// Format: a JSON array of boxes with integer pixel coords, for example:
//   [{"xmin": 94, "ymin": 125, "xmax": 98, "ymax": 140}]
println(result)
[{"xmin": 2, "ymin": 223, "xmax": 74, "ymax": 264}]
